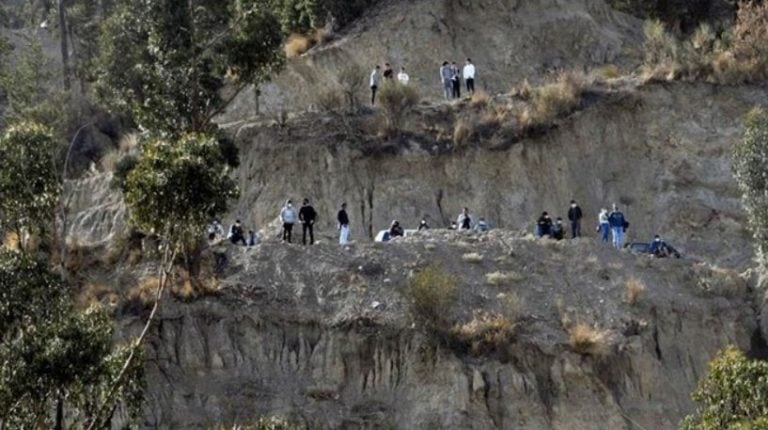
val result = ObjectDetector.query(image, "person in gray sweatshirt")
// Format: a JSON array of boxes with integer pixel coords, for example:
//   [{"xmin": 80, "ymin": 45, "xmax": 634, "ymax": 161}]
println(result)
[
  {"xmin": 280, "ymin": 200, "xmax": 298, "ymax": 243},
  {"xmin": 440, "ymin": 61, "xmax": 453, "ymax": 99},
  {"xmin": 370, "ymin": 65, "xmax": 382, "ymax": 106}
]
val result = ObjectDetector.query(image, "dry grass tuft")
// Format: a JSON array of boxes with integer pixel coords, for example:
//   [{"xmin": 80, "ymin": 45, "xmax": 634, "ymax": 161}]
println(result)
[
  {"xmin": 595, "ymin": 64, "xmax": 621, "ymax": 80},
  {"xmin": 285, "ymin": 33, "xmax": 313, "ymax": 58},
  {"xmin": 485, "ymin": 271, "xmax": 524, "ymax": 286},
  {"xmin": 697, "ymin": 265, "xmax": 747, "ymax": 298},
  {"xmin": 462, "ymin": 252, "xmax": 484, "ymax": 263},
  {"xmin": 99, "ymin": 148, "xmax": 122, "ymax": 172},
  {"xmin": 406, "ymin": 265, "xmax": 459, "ymax": 329},
  {"xmin": 452, "ymin": 120, "xmax": 473, "ymax": 147},
  {"xmin": 78, "ymin": 282, "xmax": 119, "ymax": 308},
  {"xmin": 3, "ymin": 231, "xmax": 20, "ymax": 251},
  {"xmin": 470, "ymin": 90, "xmax": 490, "ymax": 108},
  {"xmin": 451, "ymin": 310, "xmax": 516, "ymax": 355},
  {"xmin": 624, "ymin": 277, "xmax": 647, "ymax": 305},
  {"xmin": 517, "ymin": 72, "xmax": 585, "ymax": 132},
  {"xmin": 568, "ymin": 323, "xmax": 611, "ymax": 356}
]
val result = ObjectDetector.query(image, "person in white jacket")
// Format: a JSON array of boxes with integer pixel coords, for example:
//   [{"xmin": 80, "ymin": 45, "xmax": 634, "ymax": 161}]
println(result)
[
  {"xmin": 370, "ymin": 65, "xmax": 382, "ymax": 106},
  {"xmin": 397, "ymin": 67, "xmax": 410, "ymax": 85},
  {"xmin": 463, "ymin": 58, "xmax": 476, "ymax": 94},
  {"xmin": 280, "ymin": 200, "xmax": 298, "ymax": 243}
]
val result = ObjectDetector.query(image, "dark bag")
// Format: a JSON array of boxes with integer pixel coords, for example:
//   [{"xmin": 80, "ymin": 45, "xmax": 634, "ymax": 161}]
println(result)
[{"xmin": 622, "ymin": 220, "xmax": 629, "ymax": 232}]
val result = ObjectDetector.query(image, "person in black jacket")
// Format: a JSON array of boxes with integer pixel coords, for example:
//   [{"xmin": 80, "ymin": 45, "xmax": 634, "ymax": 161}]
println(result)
[
  {"xmin": 536, "ymin": 212, "xmax": 553, "ymax": 238},
  {"xmin": 390, "ymin": 220, "xmax": 404, "ymax": 238},
  {"xmin": 299, "ymin": 198, "xmax": 317, "ymax": 245},
  {"xmin": 567, "ymin": 200, "xmax": 583, "ymax": 238},
  {"xmin": 338, "ymin": 203, "xmax": 350, "ymax": 244}
]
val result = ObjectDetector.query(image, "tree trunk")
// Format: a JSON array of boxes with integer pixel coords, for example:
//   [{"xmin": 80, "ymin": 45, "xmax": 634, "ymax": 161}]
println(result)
[
  {"xmin": 57, "ymin": 0, "xmax": 71, "ymax": 91},
  {"xmin": 54, "ymin": 396, "xmax": 63, "ymax": 430}
]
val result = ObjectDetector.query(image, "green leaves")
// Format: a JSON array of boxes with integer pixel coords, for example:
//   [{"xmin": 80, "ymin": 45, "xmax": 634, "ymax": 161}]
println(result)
[
  {"xmin": 680, "ymin": 346, "xmax": 768, "ymax": 429},
  {"xmin": 124, "ymin": 133, "xmax": 239, "ymax": 246},
  {"xmin": 733, "ymin": 107, "xmax": 768, "ymax": 267},
  {"xmin": 0, "ymin": 250, "xmax": 144, "ymax": 427},
  {"xmin": 0, "ymin": 121, "xmax": 61, "ymax": 241},
  {"xmin": 96, "ymin": 0, "xmax": 284, "ymax": 136}
]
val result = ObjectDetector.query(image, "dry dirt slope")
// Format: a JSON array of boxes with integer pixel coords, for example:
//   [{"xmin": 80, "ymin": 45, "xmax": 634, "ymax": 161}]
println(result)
[
  {"xmin": 220, "ymin": 0, "xmax": 642, "ymax": 119},
  {"xmin": 134, "ymin": 230, "xmax": 759, "ymax": 429}
]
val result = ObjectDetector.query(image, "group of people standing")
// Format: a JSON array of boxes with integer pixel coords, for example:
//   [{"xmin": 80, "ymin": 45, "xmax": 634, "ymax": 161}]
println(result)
[
  {"xmin": 368, "ymin": 58, "xmax": 478, "ymax": 105},
  {"xmin": 536, "ymin": 201, "xmax": 629, "ymax": 249},
  {"xmin": 369, "ymin": 62, "xmax": 410, "ymax": 105},
  {"xmin": 440, "ymin": 59, "xmax": 476, "ymax": 100}
]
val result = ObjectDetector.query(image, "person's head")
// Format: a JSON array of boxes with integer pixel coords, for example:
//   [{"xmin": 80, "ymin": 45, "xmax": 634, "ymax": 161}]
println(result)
[
  {"xmin": 571, "ymin": 200, "xmax": 577, "ymax": 207},
  {"xmin": 235, "ymin": 219, "xmax": 241, "ymax": 225},
  {"xmin": 556, "ymin": 217, "xmax": 563, "ymax": 223},
  {"xmin": 600, "ymin": 208, "xmax": 607, "ymax": 214},
  {"xmin": 400, "ymin": 67, "xmax": 406, "ymax": 72},
  {"xmin": 612, "ymin": 203, "xmax": 618, "ymax": 211},
  {"xmin": 385, "ymin": 62, "xmax": 390, "ymax": 68},
  {"xmin": 466, "ymin": 58, "xmax": 472, "ymax": 64},
  {"xmin": 375, "ymin": 65, "xmax": 380, "ymax": 70},
  {"xmin": 451, "ymin": 61, "xmax": 456, "ymax": 65},
  {"xmin": 420, "ymin": 218, "xmax": 427, "ymax": 224},
  {"xmin": 248, "ymin": 230, "xmax": 254, "ymax": 234},
  {"xmin": 463, "ymin": 207, "xmax": 469, "ymax": 214},
  {"xmin": 450, "ymin": 221, "xmax": 457, "ymax": 229},
  {"xmin": 286, "ymin": 199, "xmax": 293, "ymax": 207},
  {"xmin": 442, "ymin": 61, "xmax": 449, "ymax": 66},
  {"xmin": 341, "ymin": 202, "xmax": 347, "ymax": 209},
  {"xmin": 392, "ymin": 220, "xmax": 399, "ymax": 226},
  {"xmin": 303, "ymin": 198, "xmax": 309, "ymax": 205},
  {"xmin": 654, "ymin": 235, "xmax": 661, "ymax": 241},
  {"xmin": 542, "ymin": 211, "xmax": 548, "ymax": 217}
]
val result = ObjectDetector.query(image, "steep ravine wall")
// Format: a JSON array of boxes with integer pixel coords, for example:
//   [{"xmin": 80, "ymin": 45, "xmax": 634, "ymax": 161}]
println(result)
[{"xmin": 136, "ymin": 238, "xmax": 759, "ymax": 429}]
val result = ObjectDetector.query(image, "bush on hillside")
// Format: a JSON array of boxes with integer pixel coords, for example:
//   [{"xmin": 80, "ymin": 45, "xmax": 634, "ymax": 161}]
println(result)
[
  {"xmin": 405, "ymin": 265, "xmax": 458, "ymax": 332},
  {"xmin": 338, "ymin": 65, "xmax": 366, "ymax": 112},
  {"xmin": 377, "ymin": 81, "xmax": 419, "ymax": 136},
  {"xmin": 518, "ymin": 73, "xmax": 585, "ymax": 132},
  {"xmin": 680, "ymin": 346, "xmax": 768, "ymax": 430}
]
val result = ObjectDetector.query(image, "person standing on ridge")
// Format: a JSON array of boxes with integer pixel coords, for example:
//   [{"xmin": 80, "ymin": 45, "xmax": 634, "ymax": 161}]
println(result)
[
  {"xmin": 299, "ymin": 198, "xmax": 317, "ymax": 245},
  {"xmin": 280, "ymin": 200, "xmax": 298, "ymax": 243},
  {"xmin": 457, "ymin": 207, "xmax": 472, "ymax": 230},
  {"xmin": 370, "ymin": 65, "xmax": 382, "ymax": 106},
  {"xmin": 463, "ymin": 58, "xmax": 476, "ymax": 94},
  {"xmin": 451, "ymin": 61, "xmax": 461, "ymax": 99},
  {"xmin": 597, "ymin": 208, "xmax": 610, "ymax": 242},
  {"xmin": 440, "ymin": 61, "xmax": 453, "ymax": 100},
  {"xmin": 608, "ymin": 204, "xmax": 627, "ymax": 249},
  {"xmin": 567, "ymin": 200, "xmax": 583, "ymax": 238},
  {"xmin": 338, "ymin": 202, "xmax": 350, "ymax": 245},
  {"xmin": 397, "ymin": 67, "xmax": 410, "ymax": 85}
]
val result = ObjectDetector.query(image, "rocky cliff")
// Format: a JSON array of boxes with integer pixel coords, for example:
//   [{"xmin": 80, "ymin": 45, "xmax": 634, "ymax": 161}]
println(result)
[{"xmin": 136, "ymin": 232, "xmax": 760, "ymax": 429}]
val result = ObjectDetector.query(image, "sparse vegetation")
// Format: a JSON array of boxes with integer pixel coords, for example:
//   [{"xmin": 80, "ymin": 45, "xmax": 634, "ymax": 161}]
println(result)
[
  {"xmin": 485, "ymin": 271, "xmax": 523, "ymax": 286},
  {"xmin": 452, "ymin": 120, "xmax": 473, "ymax": 147},
  {"xmin": 377, "ymin": 82, "xmax": 420, "ymax": 136},
  {"xmin": 338, "ymin": 65, "xmax": 366, "ymax": 112},
  {"xmin": 462, "ymin": 252, "xmax": 484, "ymax": 263},
  {"xmin": 624, "ymin": 277, "xmax": 647, "ymax": 305},
  {"xmin": 567, "ymin": 323, "xmax": 611, "ymax": 356},
  {"xmin": 450, "ymin": 310, "xmax": 516, "ymax": 355},
  {"xmin": 696, "ymin": 265, "xmax": 747, "ymax": 298},
  {"xmin": 285, "ymin": 33, "xmax": 313, "ymax": 58},
  {"xmin": 642, "ymin": 2, "xmax": 768, "ymax": 84},
  {"xmin": 518, "ymin": 72, "xmax": 585, "ymax": 132},
  {"xmin": 405, "ymin": 265, "xmax": 458, "ymax": 331}
]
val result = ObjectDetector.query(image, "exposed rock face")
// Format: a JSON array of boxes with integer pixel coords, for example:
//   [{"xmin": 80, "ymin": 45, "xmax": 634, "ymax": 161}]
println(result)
[
  {"xmin": 139, "ymin": 233, "xmax": 758, "ymax": 429},
  {"xmin": 220, "ymin": 0, "xmax": 642, "ymax": 120},
  {"xmin": 230, "ymin": 83, "xmax": 761, "ymax": 269},
  {"xmin": 64, "ymin": 173, "xmax": 126, "ymax": 247}
]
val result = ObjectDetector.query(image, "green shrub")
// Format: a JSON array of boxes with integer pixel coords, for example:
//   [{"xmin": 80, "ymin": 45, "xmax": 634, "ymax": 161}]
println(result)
[
  {"xmin": 406, "ymin": 265, "xmax": 458, "ymax": 331},
  {"xmin": 377, "ymin": 81, "xmax": 419, "ymax": 136},
  {"xmin": 679, "ymin": 346, "xmax": 768, "ymax": 430}
]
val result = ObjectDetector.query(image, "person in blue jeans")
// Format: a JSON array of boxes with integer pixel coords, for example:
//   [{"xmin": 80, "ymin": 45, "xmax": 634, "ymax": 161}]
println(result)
[
  {"xmin": 597, "ymin": 208, "xmax": 610, "ymax": 242},
  {"xmin": 608, "ymin": 204, "xmax": 627, "ymax": 249}
]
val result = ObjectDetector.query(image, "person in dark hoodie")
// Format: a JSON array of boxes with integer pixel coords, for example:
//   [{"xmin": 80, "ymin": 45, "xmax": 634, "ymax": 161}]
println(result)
[
  {"xmin": 338, "ymin": 202, "xmax": 350, "ymax": 244},
  {"xmin": 536, "ymin": 212, "xmax": 553, "ymax": 238},
  {"xmin": 229, "ymin": 220, "xmax": 247, "ymax": 246},
  {"xmin": 552, "ymin": 217, "xmax": 565, "ymax": 240},
  {"xmin": 299, "ymin": 198, "xmax": 317, "ymax": 245},
  {"xmin": 389, "ymin": 220, "xmax": 404, "ymax": 238},
  {"xmin": 567, "ymin": 200, "xmax": 583, "ymax": 238}
]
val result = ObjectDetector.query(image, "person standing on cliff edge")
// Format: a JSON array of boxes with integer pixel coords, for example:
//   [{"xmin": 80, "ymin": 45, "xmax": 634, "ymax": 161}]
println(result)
[
  {"xmin": 463, "ymin": 58, "xmax": 476, "ymax": 94},
  {"xmin": 299, "ymin": 198, "xmax": 317, "ymax": 245},
  {"xmin": 370, "ymin": 65, "xmax": 382, "ymax": 106},
  {"xmin": 568, "ymin": 200, "xmax": 583, "ymax": 239},
  {"xmin": 338, "ymin": 202, "xmax": 350, "ymax": 245}
]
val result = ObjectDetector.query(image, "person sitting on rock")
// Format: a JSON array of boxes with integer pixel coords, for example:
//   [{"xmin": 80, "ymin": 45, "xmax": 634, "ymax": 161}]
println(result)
[
  {"xmin": 398, "ymin": 67, "xmax": 410, "ymax": 85},
  {"xmin": 475, "ymin": 217, "xmax": 490, "ymax": 232},
  {"xmin": 228, "ymin": 220, "xmax": 247, "ymax": 246},
  {"xmin": 280, "ymin": 200, "xmax": 298, "ymax": 243},
  {"xmin": 552, "ymin": 217, "xmax": 565, "ymax": 240},
  {"xmin": 383, "ymin": 62, "xmax": 394, "ymax": 80},
  {"xmin": 449, "ymin": 221, "xmax": 458, "ymax": 230},
  {"xmin": 536, "ymin": 212, "xmax": 553, "ymax": 238},
  {"xmin": 418, "ymin": 218, "xmax": 429, "ymax": 230},
  {"xmin": 457, "ymin": 207, "xmax": 472, "ymax": 230},
  {"xmin": 389, "ymin": 220, "xmax": 404, "ymax": 238}
]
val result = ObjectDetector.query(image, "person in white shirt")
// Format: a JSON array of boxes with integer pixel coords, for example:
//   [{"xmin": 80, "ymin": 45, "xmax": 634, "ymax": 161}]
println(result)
[
  {"xmin": 463, "ymin": 58, "xmax": 476, "ymax": 94},
  {"xmin": 370, "ymin": 65, "xmax": 382, "ymax": 106},
  {"xmin": 397, "ymin": 67, "xmax": 410, "ymax": 85}
]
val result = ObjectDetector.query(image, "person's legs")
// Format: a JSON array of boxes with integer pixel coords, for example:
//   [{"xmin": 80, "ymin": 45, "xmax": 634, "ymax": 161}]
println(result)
[
  {"xmin": 611, "ymin": 227, "xmax": 623, "ymax": 248},
  {"xmin": 339, "ymin": 225, "xmax": 349, "ymax": 244},
  {"xmin": 302, "ymin": 223, "xmax": 308, "ymax": 245},
  {"xmin": 467, "ymin": 78, "xmax": 475, "ymax": 94},
  {"xmin": 371, "ymin": 86, "xmax": 377, "ymax": 105},
  {"xmin": 308, "ymin": 224, "xmax": 314, "ymax": 245},
  {"xmin": 572, "ymin": 220, "xmax": 581, "ymax": 238},
  {"xmin": 444, "ymin": 81, "xmax": 452, "ymax": 99},
  {"xmin": 601, "ymin": 224, "xmax": 610, "ymax": 242},
  {"xmin": 286, "ymin": 223, "xmax": 293, "ymax": 243}
]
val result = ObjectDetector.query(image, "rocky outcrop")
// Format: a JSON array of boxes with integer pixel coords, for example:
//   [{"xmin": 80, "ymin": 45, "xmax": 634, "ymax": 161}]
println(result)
[
  {"xmin": 64, "ymin": 173, "xmax": 126, "ymax": 247},
  {"xmin": 220, "ymin": 0, "xmax": 642, "ymax": 120},
  {"xmin": 139, "ymin": 233, "xmax": 758, "ymax": 429}
]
